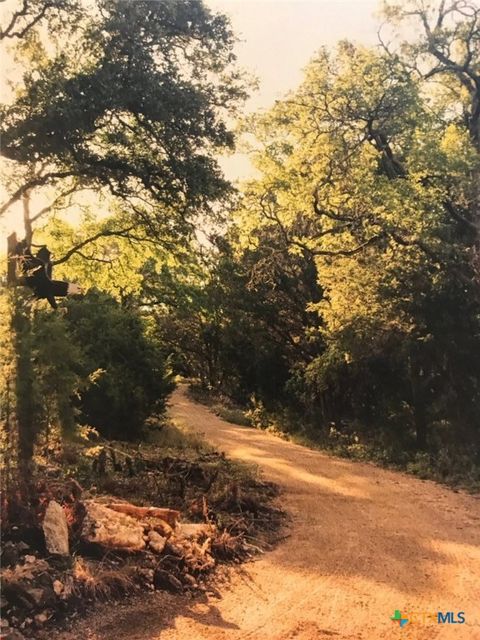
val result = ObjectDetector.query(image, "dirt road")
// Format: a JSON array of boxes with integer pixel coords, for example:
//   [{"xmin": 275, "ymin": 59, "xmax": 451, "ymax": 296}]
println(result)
[{"xmin": 69, "ymin": 386, "xmax": 480, "ymax": 640}]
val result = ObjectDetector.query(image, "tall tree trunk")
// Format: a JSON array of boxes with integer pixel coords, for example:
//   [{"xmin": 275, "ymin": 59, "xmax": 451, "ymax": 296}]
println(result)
[
  {"xmin": 12, "ymin": 293, "xmax": 36, "ymax": 465},
  {"xmin": 22, "ymin": 190, "xmax": 33, "ymax": 246},
  {"xmin": 10, "ymin": 188, "xmax": 37, "ymax": 467},
  {"xmin": 0, "ymin": 290, "xmax": 19, "ymax": 493}
]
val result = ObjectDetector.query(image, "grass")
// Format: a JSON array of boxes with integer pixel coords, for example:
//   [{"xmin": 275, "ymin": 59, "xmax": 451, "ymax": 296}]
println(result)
[
  {"xmin": 215, "ymin": 407, "xmax": 252, "ymax": 427},
  {"xmin": 188, "ymin": 385, "xmax": 252, "ymax": 427},
  {"xmin": 287, "ymin": 427, "xmax": 480, "ymax": 493},
  {"xmin": 148, "ymin": 418, "xmax": 212, "ymax": 451},
  {"xmin": 72, "ymin": 558, "xmax": 136, "ymax": 600}
]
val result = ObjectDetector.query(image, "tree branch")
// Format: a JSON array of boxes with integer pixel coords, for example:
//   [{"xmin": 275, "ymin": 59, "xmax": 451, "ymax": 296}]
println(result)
[
  {"xmin": 312, "ymin": 190, "xmax": 355, "ymax": 222},
  {"xmin": 52, "ymin": 227, "xmax": 136, "ymax": 265},
  {"xmin": 0, "ymin": 171, "xmax": 80, "ymax": 216},
  {"xmin": 30, "ymin": 184, "xmax": 79, "ymax": 223},
  {"xmin": 443, "ymin": 199, "xmax": 477, "ymax": 230},
  {"xmin": 75, "ymin": 251, "xmax": 113, "ymax": 264},
  {"xmin": 0, "ymin": 0, "xmax": 56, "ymax": 40},
  {"xmin": 311, "ymin": 233, "xmax": 385, "ymax": 257}
]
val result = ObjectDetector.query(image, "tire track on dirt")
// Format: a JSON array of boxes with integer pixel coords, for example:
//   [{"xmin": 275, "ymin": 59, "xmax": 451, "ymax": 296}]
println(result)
[{"xmin": 59, "ymin": 386, "xmax": 480, "ymax": 640}]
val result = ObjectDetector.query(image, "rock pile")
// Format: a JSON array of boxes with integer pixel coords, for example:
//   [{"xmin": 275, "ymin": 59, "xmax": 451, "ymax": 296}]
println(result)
[{"xmin": 0, "ymin": 494, "xmax": 237, "ymax": 639}]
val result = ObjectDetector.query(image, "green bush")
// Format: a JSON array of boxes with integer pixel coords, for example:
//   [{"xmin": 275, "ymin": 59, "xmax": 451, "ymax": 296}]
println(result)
[{"xmin": 65, "ymin": 291, "xmax": 175, "ymax": 440}]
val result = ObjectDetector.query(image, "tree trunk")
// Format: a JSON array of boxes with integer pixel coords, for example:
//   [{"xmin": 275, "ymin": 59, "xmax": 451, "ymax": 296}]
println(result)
[
  {"xmin": 409, "ymin": 349, "xmax": 428, "ymax": 451},
  {"xmin": 12, "ymin": 293, "xmax": 36, "ymax": 465}
]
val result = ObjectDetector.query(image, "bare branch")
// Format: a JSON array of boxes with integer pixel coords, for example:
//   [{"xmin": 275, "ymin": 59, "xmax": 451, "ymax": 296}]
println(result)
[
  {"xmin": 75, "ymin": 251, "xmax": 113, "ymax": 264},
  {"xmin": 30, "ymin": 184, "xmax": 79, "ymax": 223},
  {"xmin": 312, "ymin": 191, "xmax": 355, "ymax": 222},
  {"xmin": 0, "ymin": 170, "xmax": 80, "ymax": 216},
  {"xmin": 0, "ymin": 0, "xmax": 56, "ymax": 40},
  {"xmin": 443, "ymin": 199, "xmax": 477, "ymax": 230},
  {"xmin": 386, "ymin": 229, "xmax": 443, "ymax": 264},
  {"xmin": 52, "ymin": 227, "xmax": 136, "ymax": 265}
]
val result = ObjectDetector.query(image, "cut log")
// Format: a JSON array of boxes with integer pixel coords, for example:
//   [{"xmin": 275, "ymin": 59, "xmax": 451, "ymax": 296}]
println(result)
[
  {"xmin": 42, "ymin": 501, "xmax": 69, "ymax": 556},
  {"xmin": 106, "ymin": 503, "xmax": 180, "ymax": 528}
]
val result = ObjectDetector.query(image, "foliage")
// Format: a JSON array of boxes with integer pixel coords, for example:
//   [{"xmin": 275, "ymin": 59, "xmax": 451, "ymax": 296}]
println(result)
[
  {"xmin": 143, "ymin": 228, "xmax": 323, "ymax": 406},
  {"xmin": 219, "ymin": 10, "xmax": 480, "ymax": 455},
  {"xmin": 0, "ymin": 0, "xmax": 246, "ymax": 466},
  {"xmin": 0, "ymin": 287, "xmax": 175, "ymax": 472},
  {"xmin": 1, "ymin": 290, "xmax": 85, "ymax": 464},
  {"xmin": 2, "ymin": 0, "xmax": 480, "ymax": 490},
  {"xmin": 145, "ymin": 2, "xmax": 480, "ymax": 488},
  {"xmin": 65, "ymin": 290, "xmax": 175, "ymax": 440},
  {"xmin": 0, "ymin": 0, "xmax": 248, "ymax": 243}
]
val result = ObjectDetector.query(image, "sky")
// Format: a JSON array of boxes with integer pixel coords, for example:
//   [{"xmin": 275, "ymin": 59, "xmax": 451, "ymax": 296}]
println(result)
[
  {"xmin": 206, "ymin": 0, "xmax": 381, "ymax": 180},
  {"xmin": 208, "ymin": 0, "xmax": 379, "ymax": 110},
  {"xmin": 0, "ymin": 0, "xmax": 382, "ymax": 238}
]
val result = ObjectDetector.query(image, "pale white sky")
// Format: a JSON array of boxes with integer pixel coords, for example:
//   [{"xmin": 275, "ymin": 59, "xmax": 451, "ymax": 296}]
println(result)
[
  {"xmin": 206, "ymin": 0, "xmax": 380, "ymax": 179},
  {"xmin": 209, "ymin": 0, "xmax": 379, "ymax": 109},
  {"xmin": 1, "ymin": 0, "xmax": 381, "ymax": 237}
]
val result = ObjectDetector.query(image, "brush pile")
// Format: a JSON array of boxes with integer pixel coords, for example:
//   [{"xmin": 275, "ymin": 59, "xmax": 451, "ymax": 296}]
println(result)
[{"xmin": 1, "ymin": 444, "xmax": 283, "ymax": 640}]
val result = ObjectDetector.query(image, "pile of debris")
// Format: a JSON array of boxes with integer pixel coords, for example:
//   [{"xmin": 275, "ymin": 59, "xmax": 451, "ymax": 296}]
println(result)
[{"xmin": 0, "ymin": 484, "xmax": 253, "ymax": 640}]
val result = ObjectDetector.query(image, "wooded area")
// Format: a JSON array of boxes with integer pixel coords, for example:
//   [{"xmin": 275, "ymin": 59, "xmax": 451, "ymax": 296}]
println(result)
[{"xmin": 0, "ymin": 0, "xmax": 479, "ymax": 634}]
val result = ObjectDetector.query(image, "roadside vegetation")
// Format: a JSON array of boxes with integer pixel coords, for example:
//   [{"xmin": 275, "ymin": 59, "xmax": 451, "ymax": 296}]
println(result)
[
  {"xmin": 189, "ymin": 384, "xmax": 480, "ymax": 492},
  {"xmin": 1, "ymin": 412, "xmax": 283, "ymax": 638}
]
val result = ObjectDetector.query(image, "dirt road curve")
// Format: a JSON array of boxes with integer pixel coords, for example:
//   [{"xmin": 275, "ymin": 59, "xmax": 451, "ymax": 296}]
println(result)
[{"xmin": 68, "ymin": 386, "xmax": 480, "ymax": 640}]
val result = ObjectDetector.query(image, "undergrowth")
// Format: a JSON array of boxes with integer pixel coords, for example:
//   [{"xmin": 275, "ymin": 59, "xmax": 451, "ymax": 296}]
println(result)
[
  {"xmin": 188, "ymin": 385, "xmax": 480, "ymax": 493},
  {"xmin": 64, "ymin": 420, "xmax": 284, "ymax": 548},
  {"xmin": 0, "ymin": 417, "xmax": 285, "ymax": 638}
]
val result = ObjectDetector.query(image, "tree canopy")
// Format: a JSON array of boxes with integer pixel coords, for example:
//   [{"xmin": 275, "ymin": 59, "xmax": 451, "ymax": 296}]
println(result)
[
  {"xmin": 148, "ymin": 1, "xmax": 480, "ymax": 471},
  {"xmin": 1, "ymin": 0, "xmax": 248, "ymax": 241},
  {"xmin": 1, "ymin": 0, "xmax": 479, "ymax": 486}
]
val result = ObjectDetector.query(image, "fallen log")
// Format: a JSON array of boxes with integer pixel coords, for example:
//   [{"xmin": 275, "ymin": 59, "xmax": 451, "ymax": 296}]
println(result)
[{"xmin": 106, "ymin": 503, "xmax": 180, "ymax": 528}]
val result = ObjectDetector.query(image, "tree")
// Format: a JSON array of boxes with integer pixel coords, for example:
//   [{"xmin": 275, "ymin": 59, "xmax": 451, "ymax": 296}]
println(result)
[
  {"xmin": 65, "ymin": 290, "xmax": 174, "ymax": 440},
  {"xmin": 0, "ymin": 0, "xmax": 247, "ymax": 466},
  {"xmin": 224, "ymin": 15, "xmax": 480, "ymax": 452},
  {"xmin": 143, "ymin": 225, "xmax": 323, "ymax": 407},
  {"xmin": 4, "ymin": 288, "xmax": 84, "ymax": 463},
  {"xmin": 1, "ymin": 0, "xmax": 248, "ymax": 243},
  {"xmin": 381, "ymin": 0, "xmax": 480, "ymax": 275}
]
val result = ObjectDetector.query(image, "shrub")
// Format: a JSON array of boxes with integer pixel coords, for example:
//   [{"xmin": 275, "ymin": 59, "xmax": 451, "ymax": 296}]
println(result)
[{"xmin": 65, "ymin": 291, "xmax": 175, "ymax": 440}]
